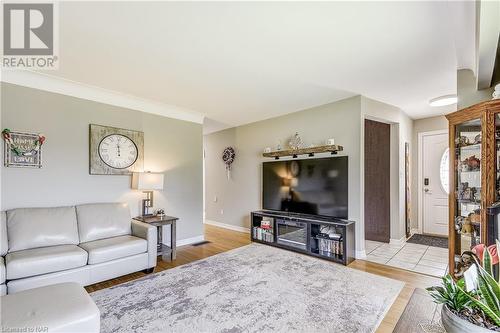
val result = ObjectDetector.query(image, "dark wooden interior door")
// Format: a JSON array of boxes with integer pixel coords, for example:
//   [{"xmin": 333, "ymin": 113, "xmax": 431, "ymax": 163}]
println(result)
[{"xmin": 364, "ymin": 119, "xmax": 391, "ymax": 243}]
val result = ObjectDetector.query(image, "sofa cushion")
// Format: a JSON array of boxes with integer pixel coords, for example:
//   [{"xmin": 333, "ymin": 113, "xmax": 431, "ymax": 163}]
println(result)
[
  {"xmin": 76, "ymin": 203, "xmax": 132, "ymax": 243},
  {"xmin": 0, "ymin": 257, "xmax": 5, "ymax": 284},
  {"xmin": 6, "ymin": 207, "xmax": 79, "ymax": 252},
  {"xmin": 79, "ymin": 235, "xmax": 147, "ymax": 265},
  {"xmin": 1, "ymin": 211, "xmax": 7, "ymax": 256},
  {"xmin": 6, "ymin": 245, "xmax": 88, "ymax": 280}
]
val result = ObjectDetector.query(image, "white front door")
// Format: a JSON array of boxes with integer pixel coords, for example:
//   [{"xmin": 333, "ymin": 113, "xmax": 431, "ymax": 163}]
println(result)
[{"xmin": 422, "ymin": 131, "xmax": 449, "ymax": 236}]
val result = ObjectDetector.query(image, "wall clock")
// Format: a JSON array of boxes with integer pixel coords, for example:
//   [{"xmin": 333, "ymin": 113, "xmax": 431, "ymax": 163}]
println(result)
[{"xmin": 89, "ymin": 124, "xmax": 144, "ymax": 175}]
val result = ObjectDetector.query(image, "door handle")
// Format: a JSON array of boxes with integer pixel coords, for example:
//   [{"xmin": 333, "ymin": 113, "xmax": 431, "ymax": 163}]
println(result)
[{"xmin": 424, "ymin": 188, "xmax": 430, "ymax": 193}]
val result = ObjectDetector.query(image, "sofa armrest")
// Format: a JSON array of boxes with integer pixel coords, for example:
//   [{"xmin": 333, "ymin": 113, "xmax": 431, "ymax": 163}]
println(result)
[{"xmin": 131, "ymin": 220, "xmax": 157, "ymax": 268}]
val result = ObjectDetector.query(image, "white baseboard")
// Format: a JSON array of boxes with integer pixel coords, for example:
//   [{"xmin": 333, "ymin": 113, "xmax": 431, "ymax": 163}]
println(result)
[
  {"xmin": 204, "ymin": 219, "xmax": 250, "ymax": 233},
  {"xmin": 389, "ymin": 236, "xmax": 406, "ymax": 246},
  {"xmin": 355, "ymin": 250, "xmax": 367, "ymax": 259},
  {"xmin": 177, "ymin": 235, "xmax": 205, "ymax": 247}
]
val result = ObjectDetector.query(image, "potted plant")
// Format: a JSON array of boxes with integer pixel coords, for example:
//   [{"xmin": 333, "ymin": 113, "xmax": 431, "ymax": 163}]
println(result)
[{"xmin": 427, "ymin": 242, "xmax": 500, "ymax": 332}]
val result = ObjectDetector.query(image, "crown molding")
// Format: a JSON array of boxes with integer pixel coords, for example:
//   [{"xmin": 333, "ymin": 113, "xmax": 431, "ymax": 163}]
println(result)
[{"xmin": 1, "ymin": 70, "xmax": 205, "ymax": 124}]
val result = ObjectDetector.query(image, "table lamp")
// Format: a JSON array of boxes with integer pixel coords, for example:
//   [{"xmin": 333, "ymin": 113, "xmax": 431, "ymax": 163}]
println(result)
[{"xmin": 132, "ymin": 172, "xmax": 164, "ymax": 216}]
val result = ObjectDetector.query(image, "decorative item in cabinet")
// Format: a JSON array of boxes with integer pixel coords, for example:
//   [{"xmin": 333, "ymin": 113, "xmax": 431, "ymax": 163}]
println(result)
[
  {"xmin": 460, "ymin": 155, "xmax": 480, "ymax": 171},
  {"xmin": 446, "ymin": 99, "xmax": 500, "ymax": 279}
]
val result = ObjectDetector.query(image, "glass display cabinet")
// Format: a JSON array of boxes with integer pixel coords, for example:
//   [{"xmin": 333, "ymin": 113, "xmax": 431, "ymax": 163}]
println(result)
[{"xmin": 446, "ymin": 99, "xmax": 500, "ymax": 278}]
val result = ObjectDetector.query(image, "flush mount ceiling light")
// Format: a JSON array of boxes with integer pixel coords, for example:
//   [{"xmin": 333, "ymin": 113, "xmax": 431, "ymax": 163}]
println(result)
[{"xmin": 429, "ymin": 94, "xmax": 458, "ymax": 107}]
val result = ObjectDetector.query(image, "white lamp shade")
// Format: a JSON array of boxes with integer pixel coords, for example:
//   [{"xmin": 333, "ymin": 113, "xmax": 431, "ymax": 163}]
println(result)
[{"xmin": 132, "ymin": 172, "xmax": 164, "ymax": 190}]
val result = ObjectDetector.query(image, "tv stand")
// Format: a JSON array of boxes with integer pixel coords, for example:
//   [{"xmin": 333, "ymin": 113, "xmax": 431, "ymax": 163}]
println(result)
[{"xmin": 251, "ymin": 211, "xmax": 355, "ymax": 265}]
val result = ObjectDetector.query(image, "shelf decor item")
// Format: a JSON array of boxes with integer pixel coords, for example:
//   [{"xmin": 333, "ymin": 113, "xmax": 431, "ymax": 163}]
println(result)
[
  {"xmin": 446, "ymin": 99, "xmax": 500, "ymax": 279},
  {"xmin": 262, "ymin": 144, "xmax": 343, "ymax": 159},
  {"xmin": 288, "ymin": 132, "xmax": 303, "ymax": 150},
  {"xmin": 2, "ymin": 129, "xmax": 45, "ymax": 168},
  {"xmin": 222, "ymin": 146, "xmax": 236, "ymax": 179},
  {"xmin": 492, "ymin": 84, "xmax": 500, "ymax": 100}
]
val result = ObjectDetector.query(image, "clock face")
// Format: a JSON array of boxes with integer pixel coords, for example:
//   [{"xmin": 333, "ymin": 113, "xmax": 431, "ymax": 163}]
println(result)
[{"xmin": 98, "ymin": 134, "xmax": 138, "ymax": 169}]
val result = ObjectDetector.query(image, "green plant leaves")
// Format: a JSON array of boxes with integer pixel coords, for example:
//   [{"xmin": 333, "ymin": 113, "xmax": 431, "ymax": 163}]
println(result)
[
  {"xmin": 484, "ymin": 247, "xmax": 493, "ymax": 276},
  {"xmin": 458, "ymin": 251, "xmax": 500, "ymax": 326},
  {"xmin": 426, "ymin": 275, "xmax": 470, "ymax": 311}
]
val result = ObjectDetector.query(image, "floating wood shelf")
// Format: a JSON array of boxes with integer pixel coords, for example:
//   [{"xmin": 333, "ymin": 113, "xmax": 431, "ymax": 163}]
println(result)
[{"xmin": 262, "ymin": 145, "xmax": 343, "ymax": 159}]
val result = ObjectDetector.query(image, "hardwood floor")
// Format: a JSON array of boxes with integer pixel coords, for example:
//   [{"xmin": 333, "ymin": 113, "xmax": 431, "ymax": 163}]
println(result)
[
  {"xmin": 85, "ymin": 224, "xmax": 250, "ymax": 293},
  {"xmin": 86, "ymin": 224, "xmax": 440, "ymax": 332}
]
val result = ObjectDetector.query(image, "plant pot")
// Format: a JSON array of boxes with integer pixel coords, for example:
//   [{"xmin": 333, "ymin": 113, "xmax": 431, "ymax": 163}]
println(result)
[{"xmin": 441, "ymin": 305, "xmax": 494, "ymax": 333}]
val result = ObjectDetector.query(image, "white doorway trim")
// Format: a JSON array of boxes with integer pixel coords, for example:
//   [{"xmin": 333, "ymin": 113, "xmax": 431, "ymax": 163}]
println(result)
[{"xmin": 417, "ymin": 129, "xmax": 448, "ymax": 235}]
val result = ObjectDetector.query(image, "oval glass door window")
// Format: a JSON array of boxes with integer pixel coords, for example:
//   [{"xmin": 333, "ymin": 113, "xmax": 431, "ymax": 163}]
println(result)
[{"xmin": 440, "ymin": 148, "xmax": 449, "ymax": 194}]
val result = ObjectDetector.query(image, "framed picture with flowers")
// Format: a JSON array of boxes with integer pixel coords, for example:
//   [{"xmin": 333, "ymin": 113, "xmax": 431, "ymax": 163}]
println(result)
[{"xmin": 2, "ymin": 129, "xmax": 45, "ymax": 168}]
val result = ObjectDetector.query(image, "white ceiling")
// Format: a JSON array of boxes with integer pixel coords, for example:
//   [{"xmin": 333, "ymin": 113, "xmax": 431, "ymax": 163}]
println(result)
[{"xmin": 36, "ymin": 1, "xmax": 475, "ymax": 133}]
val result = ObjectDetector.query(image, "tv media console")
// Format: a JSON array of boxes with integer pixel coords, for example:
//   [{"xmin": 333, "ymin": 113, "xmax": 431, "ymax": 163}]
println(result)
[{"xmin": 251, "ymin": 210, "xmax": 355, "ymax": 265}]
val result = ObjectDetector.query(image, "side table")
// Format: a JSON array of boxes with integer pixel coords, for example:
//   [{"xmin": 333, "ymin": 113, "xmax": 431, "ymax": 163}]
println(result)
[{"xmin": 133, "ymin": 215, "xmax": 179, "ymax": 261}]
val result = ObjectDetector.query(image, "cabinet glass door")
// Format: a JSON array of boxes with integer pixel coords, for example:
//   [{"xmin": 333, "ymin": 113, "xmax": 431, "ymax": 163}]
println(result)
[{"xmin": 454, "ymin": 118, "xmax": 482, "ymax": 265}]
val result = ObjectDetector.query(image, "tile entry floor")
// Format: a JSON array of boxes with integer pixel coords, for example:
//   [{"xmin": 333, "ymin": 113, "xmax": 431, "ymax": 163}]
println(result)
[{"xmin": 365, "ymin": 239, "xmax": 448, "ymax": 277}]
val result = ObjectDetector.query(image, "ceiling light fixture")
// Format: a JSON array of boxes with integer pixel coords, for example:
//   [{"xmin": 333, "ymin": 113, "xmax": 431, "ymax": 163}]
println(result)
[{"xmin": 429, "ymin": 95, "xmax": 458, "ymax": 107}]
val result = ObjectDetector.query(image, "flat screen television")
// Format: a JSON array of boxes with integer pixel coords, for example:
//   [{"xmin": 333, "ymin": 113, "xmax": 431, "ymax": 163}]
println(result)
[{"xmin": 262, "ymin": 156, "xmax": 348, "ymax": 219}]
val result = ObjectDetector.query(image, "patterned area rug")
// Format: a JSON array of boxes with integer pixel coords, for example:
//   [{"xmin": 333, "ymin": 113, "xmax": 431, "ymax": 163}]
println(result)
[{"xmin": 92, "ymin": 244, "xmax": 404, "ymax": 333}]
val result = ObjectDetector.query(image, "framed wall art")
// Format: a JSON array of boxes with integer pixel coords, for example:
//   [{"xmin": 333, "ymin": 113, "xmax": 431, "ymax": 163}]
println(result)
[
  {"xmin": 89, "ymin": 124, "xmax": 144, "ymax": 175},
  {"xmin": 2, "ymin": 129, "xmax": 45, "ymax": 168}
]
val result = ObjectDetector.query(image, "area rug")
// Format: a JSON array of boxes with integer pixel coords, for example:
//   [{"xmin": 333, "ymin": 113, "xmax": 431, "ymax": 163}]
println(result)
[
  {"xmin": 91, "ymin": 244, "xmax": 404, "ymax": 333},
  {"xmin": 407, "ymin": 234, "xmax": 448, "ymax": 249}
]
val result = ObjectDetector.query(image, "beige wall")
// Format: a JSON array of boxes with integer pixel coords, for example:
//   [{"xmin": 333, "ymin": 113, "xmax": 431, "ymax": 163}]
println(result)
[
  {"xmin": 458, "ymin": 69, "xmax": 494, "ymax": 109},
  {"xmin": 204, "ymin": 95, "xmax": 413, "ymax": 255},
  {"xmin": 1, "ymin": 83, "xmax": 204, "ymax": 243},
  {"xmin": 204, "ymin": 96, "xmax": 363, "ymax": 252},
  {"xmin": 361, "ymin": 97, "xmax": 413, "ymax": 242},
  {"xmin": 410, "ymin": 115, "xmax": 448, "ymax": 231}
]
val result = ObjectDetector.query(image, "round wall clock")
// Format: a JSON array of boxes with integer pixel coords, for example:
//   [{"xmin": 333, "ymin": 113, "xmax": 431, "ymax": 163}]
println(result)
[{"xmin": 98, "ymin": 134, "xmax": 138, "ymax": 169}]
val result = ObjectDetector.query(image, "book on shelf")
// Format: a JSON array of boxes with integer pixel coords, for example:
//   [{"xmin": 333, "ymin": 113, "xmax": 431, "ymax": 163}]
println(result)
[
  {"xmin": 253, "ymin": 226, "xmax": 273, "ymax": 242},
  {"xmin": 316, "ymin": 233, "xmax": 343, "ymax": 256}
]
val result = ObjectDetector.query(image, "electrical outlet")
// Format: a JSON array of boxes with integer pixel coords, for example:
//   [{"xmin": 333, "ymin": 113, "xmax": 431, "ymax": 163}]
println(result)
[{"xmin": 220, "ymin": 209, "xmax": 224, "ymax": 215}]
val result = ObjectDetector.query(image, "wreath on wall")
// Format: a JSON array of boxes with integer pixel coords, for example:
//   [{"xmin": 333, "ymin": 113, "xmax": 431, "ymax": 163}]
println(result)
[
  {"xmin": 2, "ymin": 129, "xmax": 46, "ymax": 156},
  {"xmin": 222, "ymin": 146, "xmax": 236, "ymax": 179}
]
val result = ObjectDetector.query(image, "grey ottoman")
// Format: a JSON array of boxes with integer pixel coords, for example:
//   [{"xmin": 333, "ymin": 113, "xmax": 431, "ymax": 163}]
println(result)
[{"xmin": 1, "ymin": 282, "xmax": 100, "ymax": 333}]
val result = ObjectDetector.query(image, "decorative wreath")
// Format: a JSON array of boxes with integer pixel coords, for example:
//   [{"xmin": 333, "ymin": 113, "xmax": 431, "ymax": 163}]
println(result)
[
  {"xmin": 2, "ymin": 129, "xmax": 46, "ymax": 156},
  {"xmin": 222, "ymin": 146, "xmax": 236, "ymax": 170}
]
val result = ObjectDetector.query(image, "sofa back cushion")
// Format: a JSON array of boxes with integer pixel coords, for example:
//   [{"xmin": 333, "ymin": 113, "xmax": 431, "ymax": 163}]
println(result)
[
  {"xmin": 6, "ymin": 207, "xmax": 79, "ymax": 252},
  {"xmin": 76, "ymin": 203, "xmax": 131, "ymax": 243},
  {"xmin": 1, "ymin": 212, "xmax": 8, "ymax": 256}
]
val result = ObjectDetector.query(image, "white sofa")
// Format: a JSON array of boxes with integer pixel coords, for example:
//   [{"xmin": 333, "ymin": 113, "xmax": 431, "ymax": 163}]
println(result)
[
  {"xmin": 0, "ymin": 203, "xmax": 157, "ymax": 294},
  {"xmin": 1, "ymin": 282, "xmax": 100, "ymax": 332},
  {"xmin": 1, "ymin": 212, "xmax": 7, "ymax": 295}
]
